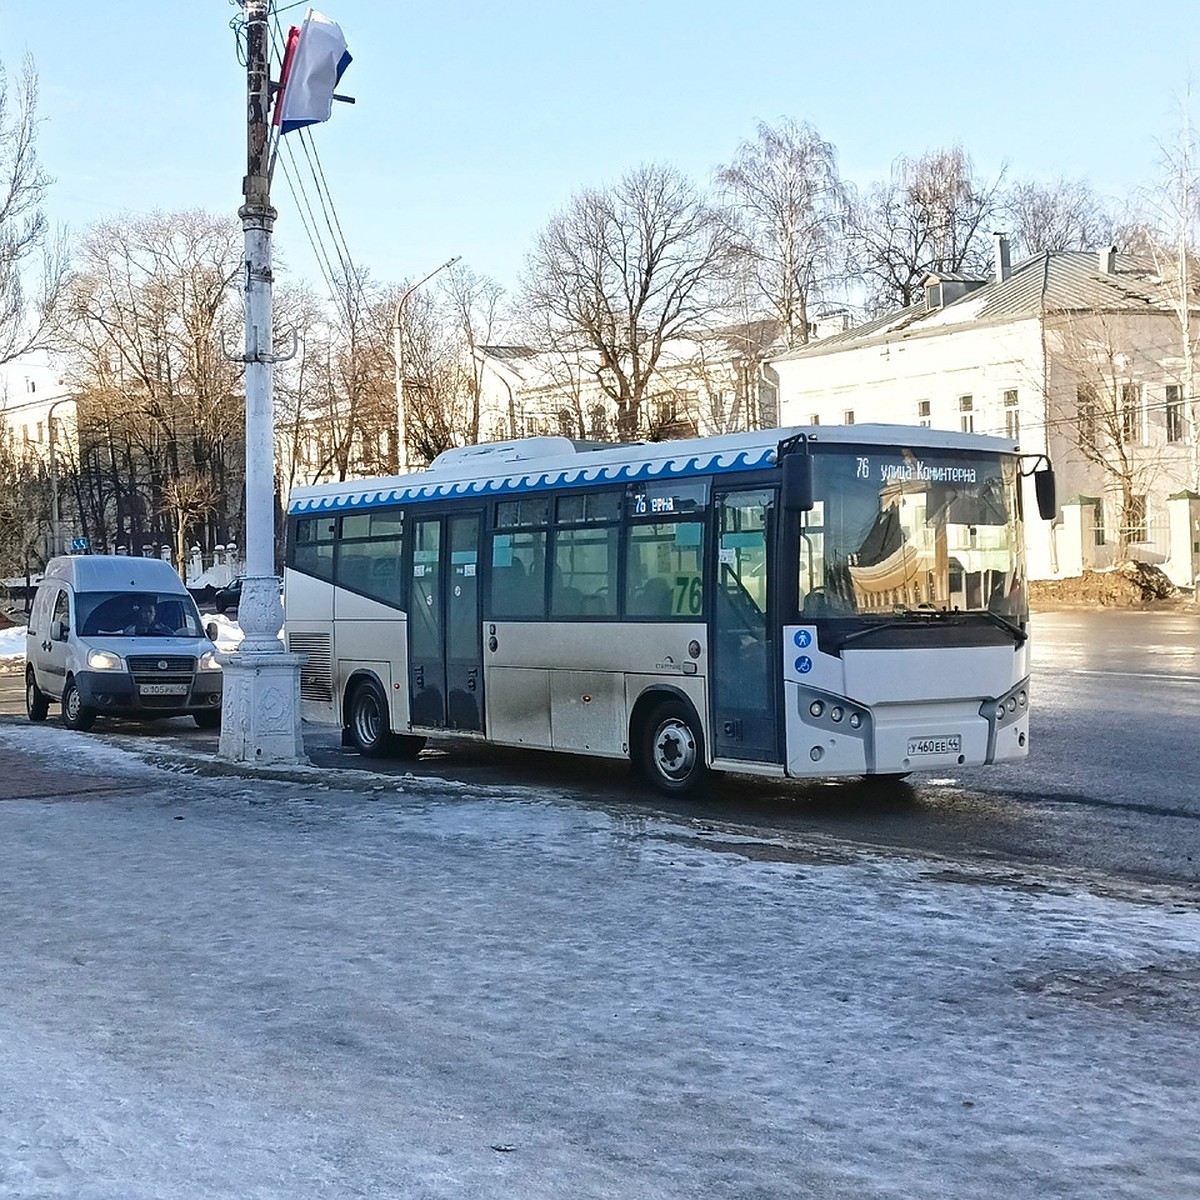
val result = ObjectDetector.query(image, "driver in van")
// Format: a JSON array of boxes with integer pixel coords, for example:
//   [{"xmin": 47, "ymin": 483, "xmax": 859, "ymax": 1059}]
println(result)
[{"xmin": 124, "ymin": 601, "xmax": 172, "ymax": 636}]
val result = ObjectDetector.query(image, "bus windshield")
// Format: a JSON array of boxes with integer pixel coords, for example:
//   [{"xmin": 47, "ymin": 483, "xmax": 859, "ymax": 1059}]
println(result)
[{"xmin": 796, "ymin": 446, "xmax": 1026, "ymax": 620}]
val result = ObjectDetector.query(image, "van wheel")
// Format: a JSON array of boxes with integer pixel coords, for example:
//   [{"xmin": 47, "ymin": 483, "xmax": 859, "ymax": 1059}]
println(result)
[
  {"xmin": 347, "ymin": 679, "xmax": 392, "ymax": 758},
  {"xmin": 640, "ymin": 699, "xmax": 708, "ymax": 797},
  {"xmin": 193, "ymin": 710, "xmax": 221, "ymax": 730},
  {"xmin": 26, "ymin": 670, "xmax": 49, "ymax": 722},
  {"xmin": 61, "ymin": 678, "xmax": 97, "ymax": 732}
]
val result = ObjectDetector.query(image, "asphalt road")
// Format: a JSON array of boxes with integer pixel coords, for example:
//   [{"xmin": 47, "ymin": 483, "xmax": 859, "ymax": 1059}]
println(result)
[{"xmin": 2, "ymin": 608, "xmax": 1197, "ymax": 892}]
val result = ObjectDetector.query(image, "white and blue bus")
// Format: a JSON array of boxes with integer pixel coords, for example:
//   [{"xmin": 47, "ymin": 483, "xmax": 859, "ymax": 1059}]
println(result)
[{"xmin": 284, "ymin": 424, "xmax": 1055, "ymax": 795}]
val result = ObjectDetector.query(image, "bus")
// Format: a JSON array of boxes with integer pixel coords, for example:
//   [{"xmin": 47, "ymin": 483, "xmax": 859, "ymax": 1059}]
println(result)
[{"xmin": 283, "ymin": 424, "xmax": 1056, "ymax": 796}]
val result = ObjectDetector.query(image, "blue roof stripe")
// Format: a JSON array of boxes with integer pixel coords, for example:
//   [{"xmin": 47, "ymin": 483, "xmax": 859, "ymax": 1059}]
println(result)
[{"xmin": 289, "ymin": 447, "xmax": 775, "ymax": 515}]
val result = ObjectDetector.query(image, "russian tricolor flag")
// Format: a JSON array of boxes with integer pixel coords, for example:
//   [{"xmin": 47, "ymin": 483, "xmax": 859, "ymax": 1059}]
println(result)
[{"xmin": 273, "ymin": 10, "xmax": 352, "ymax": 135}]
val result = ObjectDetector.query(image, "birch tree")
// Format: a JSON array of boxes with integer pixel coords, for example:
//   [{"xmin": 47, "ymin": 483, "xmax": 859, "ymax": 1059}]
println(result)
[
  {"xmin": 716, "ymin": 119, "xmax": 847, "ymax": 348},
  {"xmin": 0, "ymin": 55, "xmax": 66, "ymax": 364}
]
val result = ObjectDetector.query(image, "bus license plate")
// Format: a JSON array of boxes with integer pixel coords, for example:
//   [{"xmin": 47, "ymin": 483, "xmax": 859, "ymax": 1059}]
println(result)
[
  {"xmin": 139, "ymin": 683, "xmax": 189, "ymax": 696},
  {"xmin": 907, "ymin": 734, "xmax": 961, "ymax": 756}
]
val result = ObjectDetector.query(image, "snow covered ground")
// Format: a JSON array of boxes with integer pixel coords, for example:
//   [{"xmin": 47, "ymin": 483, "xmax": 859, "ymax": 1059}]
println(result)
[{"xmin": 1, "ymin": 722, "xmax": 1198, "ymax": 1199}]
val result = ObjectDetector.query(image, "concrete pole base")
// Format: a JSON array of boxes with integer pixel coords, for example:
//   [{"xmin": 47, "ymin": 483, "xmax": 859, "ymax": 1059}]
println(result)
[{"xmin": 217, "ymin": 651, "xmax": 307, "ymax": 765}]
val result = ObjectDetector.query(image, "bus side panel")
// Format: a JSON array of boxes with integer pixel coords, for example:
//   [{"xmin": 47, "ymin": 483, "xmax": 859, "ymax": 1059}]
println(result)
[
  {"xmin": 284, "ymin": 569, "xmax": 336, "ymax": 724},
  {"xmin": 333, "ymin": 588, "xmax": 412, "ymax": 732},
  {"xmin": 484, "ymin": 621, "xmax": 708, "ymax": 757},
  {"xmin": 549, "ymin": 670, "xmax": 625, "ymax": 755},
  {"xmin": 486, "ymin": 667, "xmax": 551, "ymax": 747}
]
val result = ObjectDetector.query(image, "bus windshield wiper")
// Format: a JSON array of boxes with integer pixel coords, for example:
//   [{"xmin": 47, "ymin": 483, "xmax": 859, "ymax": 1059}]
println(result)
[
  {"xmin": 968, "ymin": 608, "xmax": 1028, "ymax": 645},
  {"xmin": 836, "ymin": 607, "xmax": 1027, "ymax": 648}
]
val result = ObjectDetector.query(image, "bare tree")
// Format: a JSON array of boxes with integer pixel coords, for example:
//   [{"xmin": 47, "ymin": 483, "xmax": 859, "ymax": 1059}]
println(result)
[
  {"xmin": 522, "ymin": 164, "xmax": 730, "ymax": 439},
  {"xmin": 850, "ymin": 146, "xmax": 1004, "ymax": 312},
  {"xmin": 1050, "ymin": 312, "xmax": 1168, "ymax": 555},
  {"xmin": 159, "ymin": 471, "xmax": 220, "ymax": 574},
  {"xmin": 61, "ymin": 211, "xmax": 244, "ymax": 557},
  {"xmin": 716, "ymin": 118, "xmax": 848, "ymax": 348},
  {"xmin": 0, "ymin": 55, "xmax": 67, "ymax": 364},
  {"xmin": 1004, "ymin": 177, "xmax": 1116, "ymax": 257}
]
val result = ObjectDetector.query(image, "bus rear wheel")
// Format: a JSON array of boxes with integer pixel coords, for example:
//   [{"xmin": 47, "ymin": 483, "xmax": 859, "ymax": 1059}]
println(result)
[
  {"xmin": 640, "ymin": 699, "xmax": 707, "ymax": 798},
  {"xmin": 347, "ymin": 679, "xmax": 394, "ymax": 757}
]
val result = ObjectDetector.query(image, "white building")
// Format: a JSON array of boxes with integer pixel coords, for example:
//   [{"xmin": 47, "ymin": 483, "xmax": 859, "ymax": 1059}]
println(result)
[{"xmin": 769, "ymin": 240, "xmax": 1200, "ymax": 586}]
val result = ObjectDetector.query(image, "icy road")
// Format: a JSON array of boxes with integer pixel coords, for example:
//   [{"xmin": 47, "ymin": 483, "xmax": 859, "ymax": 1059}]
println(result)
[{"xmin": 1, "ymin": 722, "xmax": 1198, "ymax": 1199}]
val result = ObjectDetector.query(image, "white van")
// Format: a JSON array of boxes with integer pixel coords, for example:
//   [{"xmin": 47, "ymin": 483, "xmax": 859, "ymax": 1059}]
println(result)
[{"xmin": 25, "ymin": 555, "xmax": 223, "ymax": 731}]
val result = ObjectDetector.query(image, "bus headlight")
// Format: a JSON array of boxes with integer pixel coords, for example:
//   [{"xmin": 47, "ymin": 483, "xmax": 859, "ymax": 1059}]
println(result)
[
  {"xmin": 199, "ymin": 651, "xmax": 222, "ymax": 672},
  {"xmin": 87, "ymin": 649, "xmax": 124, "ymax": 671}
]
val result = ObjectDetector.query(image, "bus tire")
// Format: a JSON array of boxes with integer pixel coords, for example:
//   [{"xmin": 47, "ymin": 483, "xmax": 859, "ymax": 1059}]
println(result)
[
  {"xmin": 347, "ymin": 679, "xmax": 393, "ymax": 758},
  {"xmin": 61, "ymin": 677, "xmax": 97, "ymax": 732},
  {"xmin": 26, "ymin": 670, "xmax": 50, "ymax": 722},
  {"xmin": 640, "ymin": 699, "xmax": 707, "ymax": 798}
]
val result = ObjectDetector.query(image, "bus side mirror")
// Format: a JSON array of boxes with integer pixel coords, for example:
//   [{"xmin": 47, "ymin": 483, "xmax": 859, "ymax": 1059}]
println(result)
[
  {"xmin": 781, "ymin": 454, "xmax": 814, "ymax": 512},
  {"xmin": 1034, "ymin": 468, "xmax": 1057, "ymax": 521}
]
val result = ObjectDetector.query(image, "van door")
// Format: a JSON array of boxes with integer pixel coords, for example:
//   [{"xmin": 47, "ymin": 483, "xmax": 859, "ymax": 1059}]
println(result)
[{"xmin": 39, "ymin": 587, "xmax": 72, "ymax": 698}]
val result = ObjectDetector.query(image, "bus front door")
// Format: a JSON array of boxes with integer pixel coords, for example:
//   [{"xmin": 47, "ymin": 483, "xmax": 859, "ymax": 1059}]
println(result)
[
  {"xmin": 407, "ymin": 512, "xmax": 484, "ymax": 732},
  {"xmin": 712, "ymin": 489, "xmax": 779, "ymax": 763}
]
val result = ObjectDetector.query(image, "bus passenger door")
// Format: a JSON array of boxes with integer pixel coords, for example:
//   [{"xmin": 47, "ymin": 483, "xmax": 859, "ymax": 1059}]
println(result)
[
  {"xmin": 407, "ymin": 512, "xmax": 484, "ymax": 732},
  {"xmin": 408, "ymin": 518, "xmax": 445, "ymax": 727},
  {"xmin": 712, "ymin": 489, "xmax": 779, "ymax": 763},
  {"xmin": 445, "ymin": 513, "xmax": 484, "ymax": 732}
]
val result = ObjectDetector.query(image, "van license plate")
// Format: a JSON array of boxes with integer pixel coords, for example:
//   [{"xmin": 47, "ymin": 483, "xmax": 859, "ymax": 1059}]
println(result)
[
  {"xmin": 907, "ymin": 735, "xmax": 961, "ymax": 756},
  {"xmin": 139, "ymin": 683, "xmax": 189, "ymax": 696}
]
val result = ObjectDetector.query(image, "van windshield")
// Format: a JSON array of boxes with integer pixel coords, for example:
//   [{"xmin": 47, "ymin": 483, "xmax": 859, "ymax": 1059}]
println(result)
[{"xmin": 77, "ymin": 592, "xmax": 205, "ymax": 638}]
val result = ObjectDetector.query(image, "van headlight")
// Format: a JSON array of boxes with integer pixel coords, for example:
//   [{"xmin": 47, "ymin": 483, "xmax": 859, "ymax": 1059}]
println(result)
[
  {"xmin": 199, "ymin": 651, "xmax": 222, "ymax": 672},
  {"xmin": 87, "ymin": 649, "xmax": 124, "ymax": 671}
]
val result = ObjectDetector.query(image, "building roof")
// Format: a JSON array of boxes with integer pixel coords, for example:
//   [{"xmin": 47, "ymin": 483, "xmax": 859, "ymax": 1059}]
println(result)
[{"xmin": 770, "ymin": 250, "xmax": 1200, "ymax": 363}]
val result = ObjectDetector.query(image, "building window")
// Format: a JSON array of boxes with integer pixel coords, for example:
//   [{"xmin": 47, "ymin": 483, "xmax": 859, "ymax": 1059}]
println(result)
[
  {"xmin": 1166, "ymin": 385, "xmax": 1185, "ymax": 443},
  {"xmin": 917, "ymin": 400, "xmax": 931, "ymax": 427},
  {"xmin": 843, "ymin": 410, "xmax": 855, "ymax": 425},
  {"xmin": 1120, "ymin": 383, "xmax": 1142, "ymax": 443},
  {"xmin": 1003, "ymin": 389, "xmax": 1020, "ymax": 440},
  {"xmin": 26, "ymin": 378, "xmax": 36, "ymax": 394},
  {"xmin": 1094, "ymin": 504, "xmax": 1106, "ymax": 547},
  {"xmin": 809, "ymin": 413, "xmax": 820, "ymax": 426},
  {"xmin": 959, "ymin": 394, "xmax": 974, "ymax": 434}
]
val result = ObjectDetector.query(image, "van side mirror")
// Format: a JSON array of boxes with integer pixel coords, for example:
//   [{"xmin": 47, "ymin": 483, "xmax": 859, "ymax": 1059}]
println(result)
[
  {"xmin": 781, "ymin": 453, "xmax": 814, "ymax": 512},
  {"xmin": 205, "ymin": 621, "xmax": 219, "ymax": 643},
  {"xmin": 54, "ymin": 619, "xmax": 69, "ymax": 642},
  {"xmin": 1034, "ymin": 468, "xmax": 1057, "ymax": 521}
]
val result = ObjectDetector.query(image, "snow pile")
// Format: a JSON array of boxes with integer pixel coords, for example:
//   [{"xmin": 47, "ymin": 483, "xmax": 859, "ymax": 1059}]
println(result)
[
  {"xmin": 1031, "ymin": 560, "xmax": 1182, "ymax": 606},
  {"xmin": 0, "ymin": 624, "xmax": 25, "ymax": 674}
]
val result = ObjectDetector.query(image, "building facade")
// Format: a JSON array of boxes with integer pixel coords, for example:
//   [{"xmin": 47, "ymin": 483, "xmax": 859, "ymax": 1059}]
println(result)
[{"xmin": 768, "ymin": 243, "xmax": 1200, "ymax": 586}]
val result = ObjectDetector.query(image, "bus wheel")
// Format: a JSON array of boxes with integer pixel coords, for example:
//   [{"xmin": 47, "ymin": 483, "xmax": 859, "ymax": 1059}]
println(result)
[
  {"xmin": 347, "ymin": 679, "xmax": 393, "ymax": 758},
  {"xmin": 61, "ymin": 677, "xmax": 97, "ymax": 732},
  {"xmin": 641, "ymin": 700, "xmax": 707, "ymax": 798},
  {"xmin": 26, "ymin": 670, "xmax": 49, "ymax": 722}
]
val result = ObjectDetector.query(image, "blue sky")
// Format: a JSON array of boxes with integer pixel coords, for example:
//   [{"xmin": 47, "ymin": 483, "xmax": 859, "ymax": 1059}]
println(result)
[{"xmin": 2, "ymin": 0, "xmax": 1196, "ymax": 297}]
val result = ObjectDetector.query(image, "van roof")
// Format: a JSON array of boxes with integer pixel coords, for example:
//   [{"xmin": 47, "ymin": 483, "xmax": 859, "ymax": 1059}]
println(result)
[{"xmin": 42, "ymin": 555, "xmax": 189, "ymax": 594}]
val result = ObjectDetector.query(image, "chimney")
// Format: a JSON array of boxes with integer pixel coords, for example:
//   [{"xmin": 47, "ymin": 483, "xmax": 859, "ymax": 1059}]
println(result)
[
  {"xmin": 1099, "ymin": 245, "xmax": 1117, "ymax": 274},
  {"xmin": 993, "ymin": 232, "xmax": 1011, "ymax": 283}
]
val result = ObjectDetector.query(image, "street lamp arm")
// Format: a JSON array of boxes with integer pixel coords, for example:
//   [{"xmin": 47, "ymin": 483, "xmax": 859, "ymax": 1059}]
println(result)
[{"xmin": 393, "ymin": 255, "xmax": 463, "ymax": 330}]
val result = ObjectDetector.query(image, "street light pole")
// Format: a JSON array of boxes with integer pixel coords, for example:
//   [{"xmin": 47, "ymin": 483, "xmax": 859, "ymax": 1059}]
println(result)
[
  {"xmin": 394, "ymin": 255, "xmax": 460, "ymax": 473},
  {"xmin": 46, "ymin": 397, "xmax": 75, "ymax": 559},
  {"xmin": 217, "ymin": 0, "xmax": 306, "ymax": 765}
]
